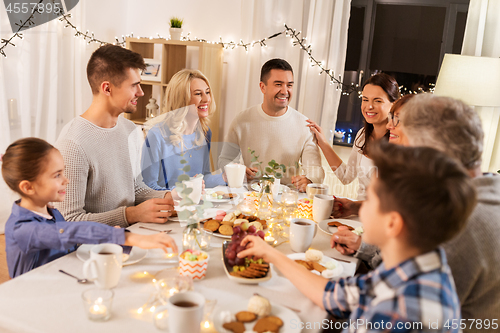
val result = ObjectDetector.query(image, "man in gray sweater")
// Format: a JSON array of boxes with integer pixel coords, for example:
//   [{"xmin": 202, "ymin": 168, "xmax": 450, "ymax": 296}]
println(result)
[
  {"xmin": 55, "ymin": 45, "xmax": 174, "ymax": 227},
  {"xmin": 331, "ymin": 94, "xmax": 500, "ymax": 331}
]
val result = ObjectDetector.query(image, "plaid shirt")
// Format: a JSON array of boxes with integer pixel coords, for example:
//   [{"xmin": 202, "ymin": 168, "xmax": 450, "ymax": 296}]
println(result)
[{"xmin": 324, "ymin": 248, "xmax": 461, "ymax": 333}]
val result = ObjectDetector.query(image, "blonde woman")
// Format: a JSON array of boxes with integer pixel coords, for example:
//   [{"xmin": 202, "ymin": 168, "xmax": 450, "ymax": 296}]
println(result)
[{"xmin": 141, "ymin": 69, "xmax": 225, "ymax": 190}]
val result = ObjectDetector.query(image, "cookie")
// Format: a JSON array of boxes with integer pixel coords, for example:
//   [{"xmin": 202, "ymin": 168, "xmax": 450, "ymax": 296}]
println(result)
[
  {"xmin": 223, "ymin": 193, "xmax": 237, "ymax": 199},
  {"xmin": 170, "ymin": 210, "xmax": 178, "ymax": 217},
  {"xmin": 311, "ymin": 262, "xmax": 326, "ymax": 273},
  {"xmin": 265, "ymin": 316, "xmax": 284, "ymax": 327},
  {"xmin": 204, "ymin": 220, "xmax": 220, "ymax": 232},
  {"xmin": 219, "ymin": 224, "xmax": 234, "ymax": 236},
  {"xmin": 222, "ymin": 321, "xmax": 245, "ymax": 333},
  {"xmin": 295, "ymin": 259, "xmax": 313, "ymax": 270},
  {"xmin": 221, "ymin": 220, "xmax": 234, "ymax": 226},
  {"xmin": 235, "ymin": 311, "xmax": 257, "ymax": 322},
  {"xmin": 327, "ymin": 221, "xmax": 354, "ymax": 231},
  {"xmin": 253, "ymin": 317, "xmax": 280, "ymax": 333}
]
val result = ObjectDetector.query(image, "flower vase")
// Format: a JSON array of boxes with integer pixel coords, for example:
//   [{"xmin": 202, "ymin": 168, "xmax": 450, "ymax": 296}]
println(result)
[
  {"xmin": 182, "ymin": 223, "xmax": 211, "ymax": 252},
  {"xmin": 182, "ymin": 223, "xmax": 202, "ymax": 252},
  {"xmin": 257, "ymin": 179, "xmax": 274, "ymax": 220}
]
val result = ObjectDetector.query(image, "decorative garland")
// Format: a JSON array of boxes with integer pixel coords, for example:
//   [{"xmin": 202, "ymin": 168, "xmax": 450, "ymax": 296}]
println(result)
[{"xmin": 0, "ymin": 11, "xmax": 359, "ymax": 94}]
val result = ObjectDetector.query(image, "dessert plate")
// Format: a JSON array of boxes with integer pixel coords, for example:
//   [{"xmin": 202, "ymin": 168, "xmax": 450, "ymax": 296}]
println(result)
[
  {"xmin": 214, "ymin": 300, "xmax": 301, "ymax": 333},
  {"xmin": 318, "ymin": 218, "xmax": 363, "ymax": 236}
]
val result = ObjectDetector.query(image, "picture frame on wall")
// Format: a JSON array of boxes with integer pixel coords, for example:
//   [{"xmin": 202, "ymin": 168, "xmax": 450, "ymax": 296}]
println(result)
[{"xmin": 140, "ymin": 58, "xmax": 162, "ymax": 82}]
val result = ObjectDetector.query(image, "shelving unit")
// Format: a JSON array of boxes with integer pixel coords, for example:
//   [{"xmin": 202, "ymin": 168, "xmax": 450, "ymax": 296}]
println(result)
[{"xmin": 124, "ymin": 38, "xmax": 223, "ymax": 144}]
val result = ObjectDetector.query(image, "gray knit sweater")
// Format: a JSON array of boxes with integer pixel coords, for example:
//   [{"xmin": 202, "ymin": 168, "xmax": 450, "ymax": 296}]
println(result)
[
  {"xmin": 444, "ymin": 174, "xmax": 500, "ymax": 329},
  {"xmin": 54, "ymin": 116, "xmax": 166, "ymax": 227},
  {"xmin": 354, "ymin": 174, "xmax": 500, "ymax": 330}
]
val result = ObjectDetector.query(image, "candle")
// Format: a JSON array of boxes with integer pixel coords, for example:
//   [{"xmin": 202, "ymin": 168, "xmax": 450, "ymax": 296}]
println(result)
[
  {"xmin": 89, "ymin": 304, "xmax": 108, "ymax": 320},
  {"xmin": 265, "ymin": 236, "xmax": 275, "ymax": 246}
]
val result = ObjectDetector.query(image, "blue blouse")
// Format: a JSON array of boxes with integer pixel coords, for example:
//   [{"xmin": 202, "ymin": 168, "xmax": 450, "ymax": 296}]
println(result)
[
  {"xmin": 141, "ymin": 125, "xmax": 225, "ymax": 190},
  {"xmin": 5, "ymin": 201, "xmax": 125, "ymax": 278}
]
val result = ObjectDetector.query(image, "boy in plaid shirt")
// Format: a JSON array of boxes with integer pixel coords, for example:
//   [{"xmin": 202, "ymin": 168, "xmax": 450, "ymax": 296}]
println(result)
[{"xmin": 239, "ymin": 143, "xmax": 477, "ymax": 332}]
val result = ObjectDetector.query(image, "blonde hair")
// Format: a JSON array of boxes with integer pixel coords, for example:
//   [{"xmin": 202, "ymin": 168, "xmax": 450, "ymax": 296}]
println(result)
[{"xmin": 161, "ymin": 69, "xmax": 216, "ymax": 149}]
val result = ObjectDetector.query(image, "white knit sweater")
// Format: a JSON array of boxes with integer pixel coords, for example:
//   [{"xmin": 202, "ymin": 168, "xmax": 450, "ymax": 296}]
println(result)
[
  {"xmin": 218, "ymin": 104, "xmax": 325, "ymax": 184},
  {"xmin": 54, "ymin": 116, "xmax": 166, "ymax": 227}
]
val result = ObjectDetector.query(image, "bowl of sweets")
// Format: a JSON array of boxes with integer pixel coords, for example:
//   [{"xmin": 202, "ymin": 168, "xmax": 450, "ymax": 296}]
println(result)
[{"xmin": 179, "ymin": 249, "xmax": 209, "ymax": 280}]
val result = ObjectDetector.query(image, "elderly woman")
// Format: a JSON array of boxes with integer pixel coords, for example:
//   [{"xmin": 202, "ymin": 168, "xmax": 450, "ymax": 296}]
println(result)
[
  {"xmin": 331, "ymin": 94, "xmax": 500, "ymax": 331},
  {"xmin": 141, "ymin": 69, "xmax": 226, "ymax": 190},
  {"xmin": 307, "ymin": 73, "xmax": 400, "ymax": 200}
]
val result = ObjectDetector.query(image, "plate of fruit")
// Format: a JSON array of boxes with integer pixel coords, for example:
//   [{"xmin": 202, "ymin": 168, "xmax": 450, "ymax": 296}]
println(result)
[
  {"xmin": 202, "ymin": 210, "xmax": 268, "ymax": 239},
  {"xmin": 222, "ymin": 226, "xmax": 271, "ymax": 284}
]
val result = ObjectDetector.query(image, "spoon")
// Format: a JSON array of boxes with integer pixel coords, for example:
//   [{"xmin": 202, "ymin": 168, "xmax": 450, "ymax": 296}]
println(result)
[{"xmin": 59, "ymin": 269, "xmax": 89, "ymax": 284}]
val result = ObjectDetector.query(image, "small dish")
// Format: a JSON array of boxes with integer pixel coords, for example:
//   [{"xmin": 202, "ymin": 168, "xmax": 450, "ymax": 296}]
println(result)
[
  {"xmin": 318, "ymin": 218, "xmax": 363, "ymax": 236},
  {"xmin": 76, "ymin": 245, "xmax": 148, "ymax": 266},
  {"xmin": 214, "ymin": 300, "xmax": 301, "ymax": 333}
]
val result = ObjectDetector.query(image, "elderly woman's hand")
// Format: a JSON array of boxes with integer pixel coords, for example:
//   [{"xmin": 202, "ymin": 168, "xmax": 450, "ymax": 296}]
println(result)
[{"xmin": 330, "ymin": 226, "xmax": 361, "ymax": 255}]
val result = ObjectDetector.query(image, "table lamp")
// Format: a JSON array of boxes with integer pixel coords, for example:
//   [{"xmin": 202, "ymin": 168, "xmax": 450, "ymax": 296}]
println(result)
[{"xmin": 434, "ymin": 54, "xmax": 500, "ymax": 171}]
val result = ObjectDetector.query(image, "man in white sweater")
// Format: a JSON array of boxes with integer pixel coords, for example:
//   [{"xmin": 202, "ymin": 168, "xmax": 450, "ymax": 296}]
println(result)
[
  {"xmin": 218, "ymin": 59, "xmax": 324, "ymax": 191},
  {"xmin": 55, "ymin": 45, "xmax": 174, "ymax": 227}
]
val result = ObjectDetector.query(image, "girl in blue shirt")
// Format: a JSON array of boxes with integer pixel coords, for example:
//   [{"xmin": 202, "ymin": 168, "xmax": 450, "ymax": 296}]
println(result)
[
  {"xmin": 141, "ymin": 69, "xmax": 226, "ymax": 190},
  {"xmin": 1, "ymin": 138, "xmax": 178, "ymax": 278}
]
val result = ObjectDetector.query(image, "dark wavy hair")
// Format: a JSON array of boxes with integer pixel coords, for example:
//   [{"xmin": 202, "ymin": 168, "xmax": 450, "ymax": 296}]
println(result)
[{"xmin": 355, "ymin": 73, "xmax": 400, "ymax": 155}]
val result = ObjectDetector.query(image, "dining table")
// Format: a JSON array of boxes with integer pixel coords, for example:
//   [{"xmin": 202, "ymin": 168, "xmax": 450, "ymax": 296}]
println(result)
[{"xmin": 0, "ymin": 186, "xmax": 360, "ymax": 333}]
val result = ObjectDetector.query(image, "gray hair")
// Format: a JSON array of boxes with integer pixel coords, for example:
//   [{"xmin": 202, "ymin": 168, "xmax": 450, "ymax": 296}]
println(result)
[{"xmin": 401, "ymin": 94, "xmax": 484, "ymax": 170}]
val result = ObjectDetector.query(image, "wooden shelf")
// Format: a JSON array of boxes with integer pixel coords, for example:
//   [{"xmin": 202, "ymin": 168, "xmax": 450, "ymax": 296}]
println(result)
[{"xmin": 124, "ymin": 38, "xmax": 224, "ymax": 145}]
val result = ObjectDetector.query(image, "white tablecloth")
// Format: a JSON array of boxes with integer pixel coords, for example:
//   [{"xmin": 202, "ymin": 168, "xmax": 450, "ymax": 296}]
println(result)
[{"xmin": 0, "ymin": 186, "xmax": 359, "ymax": 333}]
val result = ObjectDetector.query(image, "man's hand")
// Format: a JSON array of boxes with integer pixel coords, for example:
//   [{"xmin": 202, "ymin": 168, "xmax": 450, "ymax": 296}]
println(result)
[
  {"xmin": 330, "ymin": 226, "xmax": 361, "ymax": 255},
  {"xmin": 291, "ymin": 175, "xmax": 312, "ymax": 192},
  {"xmin": 246, "ymin": 167, "xmax": 259, "ymax": 181},
  {"xmin": 332, "ymin": 197, "xmax": 361, "ymax": 218},
  {"xmin": 125, "ymin": 233, "xmax": 178, "ymax": 254},
  {"xmin": 125, "ymin": 198, "xmax": 174, "ymax": 224}
]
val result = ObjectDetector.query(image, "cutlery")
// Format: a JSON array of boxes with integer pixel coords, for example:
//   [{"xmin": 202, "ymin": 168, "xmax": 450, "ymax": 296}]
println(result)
[
  {"xmin": 139, "ymin": 226, "xmax": 172, "ymax": 233},
  {"xmin": 59, "ymin": 269, "xmax": 89, "ymax": 284},
  {"xmin": 330, "ymin": 256, "xmax": 352, "ymax": 264}
]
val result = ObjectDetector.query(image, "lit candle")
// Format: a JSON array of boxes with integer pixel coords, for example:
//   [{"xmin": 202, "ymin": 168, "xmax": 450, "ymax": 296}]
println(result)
[
  {"xmin": 89, "ymin": 304, "xmax": 108, "ymax": 320},
  {"xmin": 265, "ymin": 236, "xmax": 275, "ymax": 246},
  {"xmin": 199, "ymin": 240, "xmax": 208, "ymax": 249},
  {"xmin": 168, "ymin": 287, "xmax": 178, "ymax": 297}
]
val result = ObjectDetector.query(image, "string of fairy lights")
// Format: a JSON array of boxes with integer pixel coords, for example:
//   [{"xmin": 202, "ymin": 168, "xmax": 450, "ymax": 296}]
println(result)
[
  {"xmin": 0, "ymin": 9, "xmax": 362, "ymax": 94},
  {"xmin": 0, "ymin": 10, "xmax": 431, "ymax": 95}
]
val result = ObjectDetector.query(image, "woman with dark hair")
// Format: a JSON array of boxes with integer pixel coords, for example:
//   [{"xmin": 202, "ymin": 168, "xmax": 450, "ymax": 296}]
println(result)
[{"xmin": 307, "ymin": 73, "xmax": 399, "ymax": 199}]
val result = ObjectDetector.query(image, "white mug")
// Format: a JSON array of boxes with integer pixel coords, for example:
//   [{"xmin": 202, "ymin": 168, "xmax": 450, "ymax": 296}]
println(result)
[
  {"xmin": 182, "ymin": 174, "xmax": 204, "ymax": 204},
  {"xmin": 306, "ymin": 183, "xmax": 329, "ymax": 199},
  {"xmin": 83, "ymin": 244, "xmax": 123, "ymax": 289},
  {"xmin": 224, "ymin": 163, "xmax": 246, "ymax": 188},
  {"xmin": 313, "ymin": 194, "xmax": 334, "ymax": 222},
  {"xmin": 289, "ymin": 218, "xmax": 317, "ymax": 252},
  {"xmin": 167, "ymin": 291, "xmax": 205, "ymax": 333}
]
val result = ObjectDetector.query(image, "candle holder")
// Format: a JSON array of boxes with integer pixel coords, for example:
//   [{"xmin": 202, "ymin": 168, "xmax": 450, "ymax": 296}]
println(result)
[{"xmin": 82, "ymin": 288, "xmax": 113, "ymax": 322}]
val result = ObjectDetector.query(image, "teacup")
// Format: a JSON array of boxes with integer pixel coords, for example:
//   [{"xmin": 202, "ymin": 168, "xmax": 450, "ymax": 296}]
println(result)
[
  {"xmin": 167, "ymin": 291, "xmax": 205, "ymax": 333},
  {"xmin": 83, "ymin": 244, "xmax": 122, "ymax": 289},
  {"xmin": 182, "ymin": 174, "xmax": 204, "ymax": 204},
  {"xmin": 306, "ymin": 183, "xmax": 329, "ymax": 199},
  {"xmin": 224, "ymin": 163, "xmax": 246, "ymax": 188},
  {"xmin": 312, "ymin": 194, "xmax": 334, "ymax": 222},
  {"xmin": 289, "ymin": 218, "xmax": 317, "ymax": 252}
]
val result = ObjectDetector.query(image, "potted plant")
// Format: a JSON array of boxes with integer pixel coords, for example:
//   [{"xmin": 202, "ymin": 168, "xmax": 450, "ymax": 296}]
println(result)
[{"xmin": 169, "ymin": 17, "xmax": 183, "ymax": 41}]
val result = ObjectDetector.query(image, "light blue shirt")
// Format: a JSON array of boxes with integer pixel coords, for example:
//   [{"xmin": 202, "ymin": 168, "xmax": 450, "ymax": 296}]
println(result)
[{"xmin": 141, "ymin": 125, "xmax": 225, "ymax": 190}]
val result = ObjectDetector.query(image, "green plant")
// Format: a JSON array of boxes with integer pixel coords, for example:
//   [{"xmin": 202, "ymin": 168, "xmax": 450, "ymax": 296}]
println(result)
[
  {"xmin": 175, "ymin": 155, "xmax": 212, "ymax": 229},
  {"xmin": 169, "ymin": 17, "xmax": 183, "ymax": 28},
  {"xmin": 248, "ymin": 148, "xmax": 286, "ymax": 182}
]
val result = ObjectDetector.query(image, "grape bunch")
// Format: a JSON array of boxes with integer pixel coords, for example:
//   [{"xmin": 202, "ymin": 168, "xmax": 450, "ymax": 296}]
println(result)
[{"xmin": 225, "ymin": 221, "xmax": 265, "ymax": 267}]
